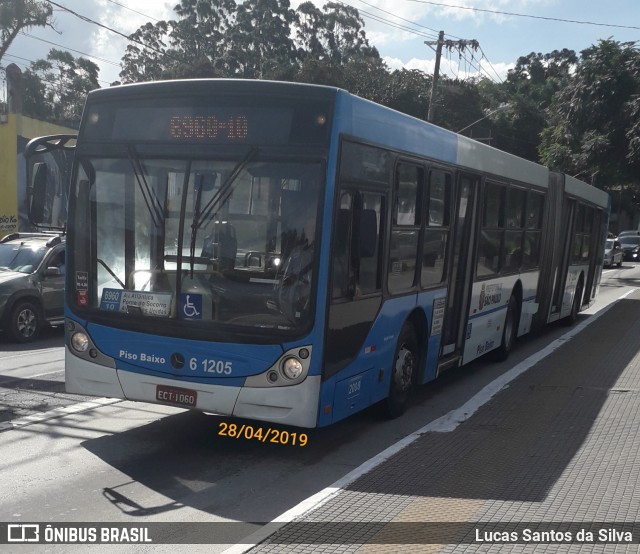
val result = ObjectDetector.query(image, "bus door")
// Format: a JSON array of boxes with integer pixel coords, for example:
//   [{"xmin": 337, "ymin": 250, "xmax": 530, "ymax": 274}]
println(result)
[
  {"xmin": 325, "ymin": 188, "xmax": 385, "ymax": 379},
  {"xmin": 583, "ymin": 207, "xmax": 605, "ymax": 304},
  {"xmin": 550, "ymin": 198, "xmax": 575, "ymax": 317},
  {"xmin": 439, "ymin": 173, "xmax": 478, "ymax": 363}
]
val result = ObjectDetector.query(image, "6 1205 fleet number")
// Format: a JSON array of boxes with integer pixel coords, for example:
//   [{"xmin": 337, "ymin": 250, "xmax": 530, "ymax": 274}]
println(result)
[{"xmin": 190, "ymin": 358, "xmax": 233, "ymax": 375}]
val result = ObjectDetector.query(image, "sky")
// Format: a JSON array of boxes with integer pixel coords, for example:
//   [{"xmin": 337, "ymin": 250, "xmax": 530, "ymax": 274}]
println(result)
[{"xmin": 2, "ymin": 0, "xmax": 640, "ymax": 93}]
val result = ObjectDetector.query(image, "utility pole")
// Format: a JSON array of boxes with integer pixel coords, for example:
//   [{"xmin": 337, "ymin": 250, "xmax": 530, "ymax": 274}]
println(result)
[
  {"xmin": 425, "ymin": 33, "xmax": 480, "ymax": 123},
  {"xmin": 425, "ymin": 31, "xmax": 444, "ymax": 123}
]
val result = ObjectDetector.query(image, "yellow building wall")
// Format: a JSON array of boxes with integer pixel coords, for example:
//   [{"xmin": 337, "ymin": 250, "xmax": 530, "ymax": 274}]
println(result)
[
  {"xmin": 0, "ymin": 114, "xmax": 76, "ymax": 238},
  {"xmin": 0, "ymin": 115, "xmax": 18, "ymax": 236}
]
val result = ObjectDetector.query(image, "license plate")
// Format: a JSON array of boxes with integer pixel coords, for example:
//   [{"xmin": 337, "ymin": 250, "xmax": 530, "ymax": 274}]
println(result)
[{"xmin": 156, "ymin": 385, "xmax": 197, "ymax": 407}]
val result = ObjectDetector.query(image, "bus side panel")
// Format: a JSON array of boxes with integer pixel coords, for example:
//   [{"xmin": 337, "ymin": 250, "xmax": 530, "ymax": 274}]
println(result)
[
  {"xmin": 416, "ymin": 289, "xmax": 447, "ymax": 385},
  {"xmin": 323, "ymin": 294, "xmax": 417, "ymax": 425},
  {"xmin": 560, "ymin": 265, "xmax": 589, "ymax": 319},
  {"xmin": 463, "ymin": 273, "xmax": 538, "ymax": 364},
  {"xmin": 324, "ymin": 289, "xmax": 445, "ymax": 425}
]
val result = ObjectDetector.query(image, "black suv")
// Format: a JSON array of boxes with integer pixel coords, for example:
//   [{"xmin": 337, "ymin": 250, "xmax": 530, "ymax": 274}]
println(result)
[{"xmin": 0, "ymin": 233, "xmax": 65, "ymax": 342}]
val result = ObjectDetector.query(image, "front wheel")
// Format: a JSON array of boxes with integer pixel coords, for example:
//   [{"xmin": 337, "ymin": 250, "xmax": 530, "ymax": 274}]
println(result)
[
  {"xmin": 8, "ymin": 300, "xmax": 42, "ymax": 342},
  {"xmin": 385, "ymin": 325, "xmax": 419, "ymax": 418}
]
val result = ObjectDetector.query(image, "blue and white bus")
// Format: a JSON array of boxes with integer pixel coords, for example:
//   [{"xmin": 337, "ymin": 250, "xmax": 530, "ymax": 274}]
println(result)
[{"xmin": 25, "ymin": 79, "xmax": 609, "ymax": 428}]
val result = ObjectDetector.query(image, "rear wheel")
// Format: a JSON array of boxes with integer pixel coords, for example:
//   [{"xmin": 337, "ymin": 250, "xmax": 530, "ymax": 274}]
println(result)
[
  {"xmin": 385, "ymin": 325, "xmax": 419, "ymax": 418},
  {"xmin": 492, "ymin": 295, "xmax": 518, "ymax": 362},
  {"xmin": 563, "ymin": 278, "xmax": 583, "ymax": 326},
  {"xmin": 8, "ymin": 300, "xmax": 42, "ymax": 342}
]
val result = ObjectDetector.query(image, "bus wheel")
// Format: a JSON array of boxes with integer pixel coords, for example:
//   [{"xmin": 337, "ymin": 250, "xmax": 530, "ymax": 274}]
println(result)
[
  {"xmin": 564, "ymin": 279, "xmax": 583, "ymax": 326},
  {"xmin": 492, "ymin": 295, "xmax": 518, "ymax": 362},
  {"xmin": 385, "ymin": 325, "xmax": 418, "ymax": 418}
]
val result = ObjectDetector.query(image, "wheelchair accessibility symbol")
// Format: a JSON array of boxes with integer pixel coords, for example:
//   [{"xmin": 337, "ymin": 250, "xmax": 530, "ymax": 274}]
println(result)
[{"xmin": 180, "ymin": 293, "xmax": 203, "ymax": 320}]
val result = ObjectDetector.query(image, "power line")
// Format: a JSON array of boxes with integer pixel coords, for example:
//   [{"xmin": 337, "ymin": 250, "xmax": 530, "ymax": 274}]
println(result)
[
  {"xmin": 357, "ymin": 9, "xmax": 434, "ymax": 39},
  {"xmin": 353, "ymin": 0, "xmax": 442, "ymax": 38},
  {"xmin": 20, "ymin": 32, "xmax": 120, "ymax": 66},
  {"xmin": 105, "ymin": 0, "xmax": 161, "ymax": 23},
  {"xmin": 403, "ymin": 0, "xmax": 640, "ymax": 31},
  {"xmin": 478, "ymin": 46, "xmax": 504, "ymax": 84},
  {"xmin": 338, "ymin": 0, "xmax": 503, "ymax": 84},
  {"xmin": 3, "ymin": 52, "xmax": 113, "ymax": 86},
  {"xmin": 45, "ymin": 0, "xmax": 166, "ymax": 56}
]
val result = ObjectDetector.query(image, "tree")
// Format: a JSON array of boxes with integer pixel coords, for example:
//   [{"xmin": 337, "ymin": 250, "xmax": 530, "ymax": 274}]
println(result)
[
  {"xmin": 120, "ymin": 21, "xmax": 172, "ymax": 83},
  {"xmin": 227, "ymin": 0, "xmax": 297, "ymax": 79},
  {"xmin": 23, "ymin": 49, "xmax": 100, "ymax": 126},
  {"xmin": 434, "ymin": 78, "xmax": 484, "ymax": 134},
  {"xmin": 381, "ymin": 68, "xmax": 431, "ymax": 120},
  {"xmin": 293, "ymin": 1, "xmax": 386, "ymax": 95},
  {"xmin": 168, "ymin": 0, "xmax": 236, "ymax": 77},
  {"xmin": 498, "ymin": 49, "xmax": 576, "ymax": 161},
  {"xmin": 0, "ymin": 0, "xmax": 53, "ymax": 62},
  {"xmin": 539, "ymin": 40, "xmax": 640, "ymax": 189}
]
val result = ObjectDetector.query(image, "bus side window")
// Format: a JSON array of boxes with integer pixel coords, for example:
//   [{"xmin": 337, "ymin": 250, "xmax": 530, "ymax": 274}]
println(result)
[
  {"xmin": 422, "ymin": 169, "xmax": 450, "ymax": 287},
  {"xmin": 477, "ymin": 182, "xmax": 505, "ymax": 277},
  {"xmin": 357, "ymin": 193, "xmax": 384, "ymax": 295},
  {"xmin": 389, "ymin": 163, "xmax": 421, "ymax": 293},
  {"xmin": 332, "ymin": 192, "xmax": 353, "ymax": 299},
  {"xmin": 331, "ymin": 190, "xmax": 384, "ymax": 299}
]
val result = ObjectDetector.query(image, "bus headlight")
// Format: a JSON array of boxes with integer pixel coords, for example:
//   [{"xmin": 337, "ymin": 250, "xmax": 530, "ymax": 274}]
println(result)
[
  {"xmin": 71, "ymin": 331, "xmax": 90, "ymax": 352},
  {"xmin": 282, "ymin": 357, "xmax": 303, "ymax": 380}
]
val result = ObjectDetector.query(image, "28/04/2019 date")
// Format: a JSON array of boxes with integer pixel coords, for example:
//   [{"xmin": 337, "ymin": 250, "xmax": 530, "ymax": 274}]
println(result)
[{"xmin": 218, "ymin": 422, "xmax": 308, "ymax": 446}]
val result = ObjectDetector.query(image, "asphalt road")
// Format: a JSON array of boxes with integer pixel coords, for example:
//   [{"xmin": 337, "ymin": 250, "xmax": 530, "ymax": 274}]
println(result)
[{"xmin": 0, "ymin": 262, "xmax": 638, "ymax": 552}]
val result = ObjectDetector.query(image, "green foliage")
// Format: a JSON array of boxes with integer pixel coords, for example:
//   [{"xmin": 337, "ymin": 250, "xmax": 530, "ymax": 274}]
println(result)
[
  {"xmin": 0, "ymin": 0, "xmax": 52, "ymax": 62},
  {"xmin": 22, "ymin": 49, "xmax": 100, "ymax": 126},
  {"xmin": 539, "ymin": 40, "xmax": 640, "ymax": 189},
  {"xmin": 11, "ymin": 0, "xmax": 640, "ymax": 205}
]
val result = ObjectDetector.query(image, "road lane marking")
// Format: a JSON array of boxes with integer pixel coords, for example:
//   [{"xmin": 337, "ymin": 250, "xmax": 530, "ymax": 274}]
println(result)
[
  {"xmin": 221, "ymin": 287, "xmax": 639, "ymax": 554},
  {"xmin": 0, "ymin": 397, "xmax": 122, "ymax": 432},
  {"xmin": 0, "ymin": 347, "xmax": 64, "ymax": 360}
]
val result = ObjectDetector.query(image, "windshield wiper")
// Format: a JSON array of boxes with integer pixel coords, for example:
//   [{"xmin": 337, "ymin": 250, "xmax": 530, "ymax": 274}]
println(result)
[
  {"xmin": 188, "ymin": 173, "xmax": 209, "ymax": 278},
  {"xmin": 128, "ymin": 146, "xmax": 164, "ymax": 227},
  {"xmin": 196, "ymin": 147, "xmax": 258, "ymax": 230}
]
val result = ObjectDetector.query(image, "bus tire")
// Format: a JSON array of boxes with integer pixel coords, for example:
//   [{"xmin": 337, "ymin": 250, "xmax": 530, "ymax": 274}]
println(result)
[
  {"xmin": 492, "ymin": 294, "xmax": 518, "ymax": 362},
  {"xmin": 8, "ymin": 300, "xmax": 42, "ymax": 343},
  {"xmin": 563, "ymin": 278, "xmax": 583, "ymax": 326},
  {"xmin": 385, "ymin": 324, "xmax": 418, "ymax": 418}
]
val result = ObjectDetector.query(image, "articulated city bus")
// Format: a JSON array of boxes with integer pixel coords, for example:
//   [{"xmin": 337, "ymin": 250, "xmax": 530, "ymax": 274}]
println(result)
[{"xmin": 25, "ymin": 79, "xmax": 609, "ymax": 428}]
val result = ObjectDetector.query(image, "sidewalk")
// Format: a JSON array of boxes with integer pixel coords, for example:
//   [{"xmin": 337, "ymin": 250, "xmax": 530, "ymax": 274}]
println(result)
[{"xmin": 244, "ymin": 290, "xmax": 640, "ymax": 552}]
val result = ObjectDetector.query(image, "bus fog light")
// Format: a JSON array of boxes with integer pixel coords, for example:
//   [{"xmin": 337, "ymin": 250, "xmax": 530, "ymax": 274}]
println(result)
[
  {"xmin": 71, "ymin": 332, "xmax": 90, "ymax": 352},
  {"xmin": 282, "ymin": 357, "xmax": 303, "ymax": 380}
]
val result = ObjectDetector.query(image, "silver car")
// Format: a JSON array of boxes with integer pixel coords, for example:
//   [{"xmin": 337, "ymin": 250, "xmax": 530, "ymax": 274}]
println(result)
[
  {"xmin": 0, "ymin": 233, "xmax": 65, "ymax": 342},
  {"xmin": 603, "ymin": 239, "xmax": 623, "ymax": 268}
]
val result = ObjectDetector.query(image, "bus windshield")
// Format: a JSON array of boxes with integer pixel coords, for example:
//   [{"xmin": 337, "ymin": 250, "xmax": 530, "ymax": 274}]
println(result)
[{"xmin": 71, "ymin": 152, "xmax": 323, "ymax": 339}]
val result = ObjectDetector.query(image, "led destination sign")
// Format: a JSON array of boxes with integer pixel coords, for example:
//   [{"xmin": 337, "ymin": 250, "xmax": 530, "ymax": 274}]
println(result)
[
  {"xmin": 82, "ymin": 95, "xmax": 332, "ymax": 146},
  {"xmin": 169, "ymin": 114, "xmax": 249, "ymax": 141},
  {"xmin": 108, "ymin": 106, "xmax": 291, "ymax": 144}
]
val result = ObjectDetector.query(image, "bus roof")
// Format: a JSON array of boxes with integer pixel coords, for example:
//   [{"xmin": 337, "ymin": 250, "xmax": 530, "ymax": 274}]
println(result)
[
  {"xmin": 85, "ymin": 79, "xmax": 603, "ymax": 202},
  {"xmin": 335, "ymin": 89, "xmax": 550, "ymax": 189}
]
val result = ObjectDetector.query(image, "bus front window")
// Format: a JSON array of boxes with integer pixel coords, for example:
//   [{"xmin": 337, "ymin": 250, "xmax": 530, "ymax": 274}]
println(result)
[{"xmin": 72, "ymin": 155, "xmax": 322, "ymax": 337}]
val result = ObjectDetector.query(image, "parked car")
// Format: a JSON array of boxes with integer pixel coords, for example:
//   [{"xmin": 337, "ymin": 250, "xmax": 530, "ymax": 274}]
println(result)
[
  {"xmin": 603, "ymin": 239, "xmax": 623, "ymax": 268},
  {"xmin": 0, "ymin": 232, "xmax": 65, "ymax": 342},
  {"xmin": 619, "ymin": 235, "xmax": 640, "ymax": 262},
  {"xmin": 616, "ymin": 229, "xmax": 640, "ymax": 239}
]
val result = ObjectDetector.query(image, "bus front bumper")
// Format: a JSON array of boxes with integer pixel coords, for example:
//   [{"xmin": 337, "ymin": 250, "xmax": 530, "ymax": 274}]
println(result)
[{"xmin": 65, "ymin": 348, "xmax": 320, "ymax": 428}]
